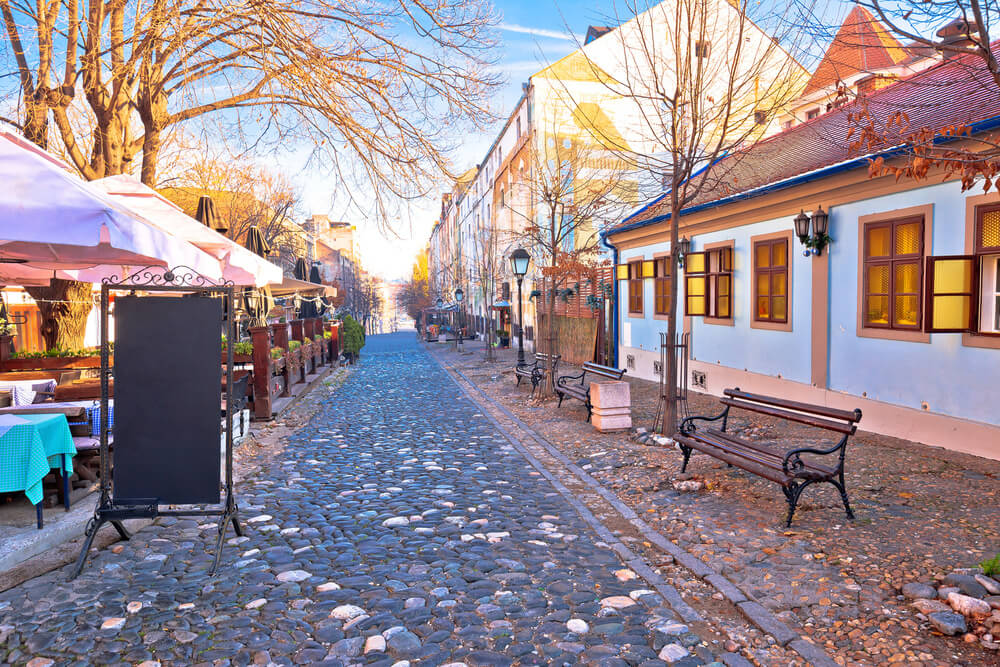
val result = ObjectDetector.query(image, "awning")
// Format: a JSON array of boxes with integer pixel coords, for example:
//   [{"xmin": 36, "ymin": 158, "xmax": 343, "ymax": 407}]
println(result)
[
  {"xmin": 491, "ymin": 300, "xmax": 511, "ymax": 309},
  {"xmin": 270, "ymin": 275, "xmax": 337, "ymax": 297}
]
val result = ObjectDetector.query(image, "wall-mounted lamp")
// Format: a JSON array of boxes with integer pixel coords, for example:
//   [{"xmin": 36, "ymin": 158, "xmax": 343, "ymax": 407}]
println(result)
[
  {"xmin": 676, "ymin": 237, "xmax": 691, "ymax": 269},
  {"xmin": 794, "ymin": 206, "xmax": 832, "ymax": 256}
]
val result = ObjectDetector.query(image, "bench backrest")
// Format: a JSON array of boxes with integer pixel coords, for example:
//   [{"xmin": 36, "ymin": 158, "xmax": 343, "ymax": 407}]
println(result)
[
  {"xmin": 535, "ymin": 353, "xmax": 560, "ymax": 364},
  {"xmin": 582, "ymin": 361, "xmax": 626, "ymax": 380},
  {"xmin": 721, "ymin": 388, "xmax": 861, "ymax": 435}
]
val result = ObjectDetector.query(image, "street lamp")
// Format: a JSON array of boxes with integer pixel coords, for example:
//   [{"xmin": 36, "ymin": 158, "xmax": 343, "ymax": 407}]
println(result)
[
  {"xmin": 509, "ymin": 248, "xmax": 531, "ymax": 366},
  {"xmin": 454, "ymin": 287, "xmax": 465, "ymax": 352}
]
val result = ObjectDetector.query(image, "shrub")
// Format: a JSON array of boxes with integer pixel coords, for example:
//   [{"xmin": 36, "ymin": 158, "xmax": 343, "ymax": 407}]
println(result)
[
  {"xmin": 339, "ymin": 315, "xmax": 365, "ymax": 355},
  {"xmin": 233, "ymin": 341, "xmax": 254, "ymax": 356},
  {"xmin": 288, "ymin": 340, "xmax": 302, "ymax": 352},
  {"xmin": 270, "ymin": 347, "xmax": 285, "ymax": 360}
]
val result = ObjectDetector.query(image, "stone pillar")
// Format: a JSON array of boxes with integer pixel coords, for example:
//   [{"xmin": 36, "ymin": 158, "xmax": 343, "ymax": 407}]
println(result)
[
  {"xmin": 249, "ymin": 326, "xmax": 272, "ymax": 420},
  {"xmin": 590, "ymin": 381, "xmax": 632, "ymax": 432}
]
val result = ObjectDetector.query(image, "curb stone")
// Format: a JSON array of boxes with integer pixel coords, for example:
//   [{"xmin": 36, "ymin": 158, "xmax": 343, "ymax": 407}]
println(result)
[{"xmin": 440, "ymin": 360, "xmax": 839, "ymax": 666}]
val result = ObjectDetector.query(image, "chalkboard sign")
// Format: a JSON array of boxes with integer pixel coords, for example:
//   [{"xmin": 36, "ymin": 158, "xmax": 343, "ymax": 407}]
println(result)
[{"xmin": 113, "ymin": 295, "xmax": 222, "ymax": 504}]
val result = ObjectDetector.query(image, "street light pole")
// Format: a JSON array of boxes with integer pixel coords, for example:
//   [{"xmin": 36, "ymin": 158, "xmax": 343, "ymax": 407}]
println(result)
[
  {"xmin": 509, "ymin": 248, "xmax": 531, "ymax": 368},
  {"xmin": 515, "ymin": 274, "xmax": 525, "ymax": 367}
]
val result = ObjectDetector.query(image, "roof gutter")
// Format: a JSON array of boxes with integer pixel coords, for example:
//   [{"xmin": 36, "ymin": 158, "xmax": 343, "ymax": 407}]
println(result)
[
  {"xmin": 607, "ymin": 113, "xmax": 1000, "ymax": 239},
  {"xmin": 600, "ymin": 233, "xmax": 619, "ymax": 367}
]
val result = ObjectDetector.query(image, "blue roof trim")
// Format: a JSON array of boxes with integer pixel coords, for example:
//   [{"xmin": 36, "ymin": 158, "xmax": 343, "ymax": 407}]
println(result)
[{"xmin": 603, "ymin": 113, "xmax": 1000, "ymax": 241}]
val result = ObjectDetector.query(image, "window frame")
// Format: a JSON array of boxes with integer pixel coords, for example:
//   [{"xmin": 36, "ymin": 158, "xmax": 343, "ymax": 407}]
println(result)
[
  {"xmin": 750, "ymin": 230, "xmax": 793, "ymax": 332},
  {"xmin": 685, "ymin": 241, "xmax": 734, "ymax": 324},
  {"xmin": 627, "ymin": 259, "xmax": 644, "ymax": 316},
  {"xmin": 653, "ymin": 254, "xmax": 672, "ymax": 319},
  {"xmin": 856, "ymin": 205, "xmax": 932, "ymax": 344}
]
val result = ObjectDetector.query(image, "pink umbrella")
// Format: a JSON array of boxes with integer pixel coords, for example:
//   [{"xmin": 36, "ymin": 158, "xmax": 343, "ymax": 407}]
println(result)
[
  {"xmin": 89, "ymin": 176, "xmax": 282, "ymax": 287},
  {"xmin": 0, "ymin": 132, "xmax": 222, "ymax": 281}
]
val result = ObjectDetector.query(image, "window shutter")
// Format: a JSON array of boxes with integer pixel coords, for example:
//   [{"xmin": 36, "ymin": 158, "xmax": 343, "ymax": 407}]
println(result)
[
  {"xmin": 685, "ymin": 251, "xmax": 707, "ymax": 275},
  {"xmin": 642, "ymin": 259, "xmax": 656, "ymax": 278},
  {"xmin": 924, "ymin": 255, "xmax": 978, "ymax": 333},
  {"xmin": 685, "ymin": 276, "xmax": 707, "ymax": 315},
  {"xmin": 615, "ymin": 264, "xmax": 629, "ymax": 280}
]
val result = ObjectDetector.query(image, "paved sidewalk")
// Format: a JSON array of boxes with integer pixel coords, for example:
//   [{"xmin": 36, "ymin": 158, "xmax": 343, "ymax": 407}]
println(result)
[
  {"xmin": 429, "ymin": 338, "xmax": 1000, "ymax": 667},
  {"xmin": 1, "ymin": 333, "xmax": 746, "ymax": 666}
]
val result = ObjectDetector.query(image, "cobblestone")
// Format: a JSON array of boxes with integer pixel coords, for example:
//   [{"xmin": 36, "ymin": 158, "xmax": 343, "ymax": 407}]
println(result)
[{"xmin": 0, "ymin": 333, "xmax": 733, "ymax": 665}]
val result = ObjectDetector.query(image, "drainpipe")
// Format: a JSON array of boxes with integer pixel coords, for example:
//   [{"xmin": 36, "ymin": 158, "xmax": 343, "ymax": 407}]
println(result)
[{"xmin": 601, "ymin": 233, "xmax": 619, "ymax": 368}]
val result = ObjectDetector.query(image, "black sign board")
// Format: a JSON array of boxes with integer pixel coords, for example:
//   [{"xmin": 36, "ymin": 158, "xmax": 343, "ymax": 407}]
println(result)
[
  {"xmin": 70, "ymin": 268, "xmax": 243, "ymax": 580},
  {"xmin": 113, "ymin": 295, "xmax": 222, "ymax": 504}
]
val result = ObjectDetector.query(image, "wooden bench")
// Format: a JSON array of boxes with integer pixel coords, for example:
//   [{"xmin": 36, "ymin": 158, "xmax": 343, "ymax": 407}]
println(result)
[
  {"xmin": 675, "ymin": 388, "xmax": 862, "ymax": 527},
  {"xmin": 514, "ymin": 353, "xmax": 560, "ymax": 394},
  {"xmin": 555, "ymin": 361, "xmax": 627, "ymax": 421}
]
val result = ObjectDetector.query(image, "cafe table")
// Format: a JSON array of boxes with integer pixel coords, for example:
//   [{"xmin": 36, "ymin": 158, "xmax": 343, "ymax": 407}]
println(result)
[{"xmin": 0, "ymin": 413, "xmax": 76, "ymax": 528}]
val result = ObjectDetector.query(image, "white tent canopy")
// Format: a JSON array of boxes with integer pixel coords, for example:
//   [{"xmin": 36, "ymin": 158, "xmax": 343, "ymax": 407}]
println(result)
[
  {"xmin": 0, "ymin": 132, "xmax": 221, "ymax": 282},
  {"xmin": 90, "ymin": 175, "xmax": 283, "ymax": 287}
]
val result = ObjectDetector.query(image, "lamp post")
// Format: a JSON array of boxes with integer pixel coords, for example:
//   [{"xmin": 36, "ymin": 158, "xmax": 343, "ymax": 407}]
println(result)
[
  {"xmin": 509, "ymin": 248, "xmax": 531, "ymax": 367},
  {"xmin": 454, "ymin": 287, "xmax": 464, "ymax": 352}
]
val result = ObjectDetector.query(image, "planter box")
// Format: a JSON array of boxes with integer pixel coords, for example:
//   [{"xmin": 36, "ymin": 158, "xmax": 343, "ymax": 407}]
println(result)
[
  {"xmin": 590, "ymin": 380, "xmax": 632, "ymax": 432},
  {"xmin": 0, "ymin": 356, "xmax": 103, "ymax": 372},
  {"xmin": 221, "ymin": 353, "xmax": 254, "ymax": 364}
]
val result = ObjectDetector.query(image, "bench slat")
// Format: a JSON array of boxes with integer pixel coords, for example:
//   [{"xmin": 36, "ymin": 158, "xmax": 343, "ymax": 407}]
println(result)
[
  {"xmin": 675, "ymin": 434, "xmax": 791, "ymax": 485},
  {"xmin": 697, "ymin": 429, "xmax": 836, "ymax": 477},
  {"xmin": 720, "ymin": 398, "xmax": 855, "ymax": 434},
  {"xmin": 723, "ymin": 389, "xmax": 860, "ymax": 424}
]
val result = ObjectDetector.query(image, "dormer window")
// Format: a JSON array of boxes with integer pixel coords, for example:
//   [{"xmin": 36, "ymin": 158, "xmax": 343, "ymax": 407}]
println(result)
[{"xmin": 694, "ymin": 40, "xmax": 710, "ymax": 58}]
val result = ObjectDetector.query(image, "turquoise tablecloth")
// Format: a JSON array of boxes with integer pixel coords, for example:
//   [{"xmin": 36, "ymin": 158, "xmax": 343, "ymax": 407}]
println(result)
[{"xmin": 0, "ymin": 413, "xmax": 76, "ymax": 505}]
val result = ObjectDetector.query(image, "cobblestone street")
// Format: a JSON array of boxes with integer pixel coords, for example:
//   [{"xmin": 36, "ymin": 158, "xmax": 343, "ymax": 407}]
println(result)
[{"xmin": 0, "ymin": 333, "xmax": 748, "ymax": 666}]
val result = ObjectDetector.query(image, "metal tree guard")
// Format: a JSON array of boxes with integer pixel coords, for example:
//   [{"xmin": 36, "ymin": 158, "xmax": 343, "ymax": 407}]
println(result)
[{"xmin": 653, "ymin": 332, "xmax": 690, "ymax": 435}]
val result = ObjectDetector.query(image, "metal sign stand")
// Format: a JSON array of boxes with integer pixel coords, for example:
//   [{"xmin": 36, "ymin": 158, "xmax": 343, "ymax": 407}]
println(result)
[{"xmin": 71, "ymin": 267, "xmax": 242, "ymax": 579}]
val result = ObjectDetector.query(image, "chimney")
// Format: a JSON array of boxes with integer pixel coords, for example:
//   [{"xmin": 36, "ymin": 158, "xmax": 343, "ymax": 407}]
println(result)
[{"xmin": 937, "ymin": 18, "xmax": 978, "ymax": 54}]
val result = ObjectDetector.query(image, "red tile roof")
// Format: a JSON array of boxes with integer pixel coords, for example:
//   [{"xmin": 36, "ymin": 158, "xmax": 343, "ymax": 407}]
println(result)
[
  {"xmin": 617, "ymin": 44, "xmax": 1000, "ymax": 230},
  {"xmin": 803, "ymin": 6, "xmax": 910, "ymax": 96}
]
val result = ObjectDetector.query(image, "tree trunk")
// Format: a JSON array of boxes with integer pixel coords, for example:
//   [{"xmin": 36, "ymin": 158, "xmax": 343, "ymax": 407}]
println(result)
[
  {"xmin": 540, "ymin": 274, "xmax": 557, "ymax": 397},
  {"xmin": 24, "ymin": 279, "xmax": 93, "ymax": 350},
  {"xmin": 663, "ymin": 184, "xmax": 682, "ymax": 435}
]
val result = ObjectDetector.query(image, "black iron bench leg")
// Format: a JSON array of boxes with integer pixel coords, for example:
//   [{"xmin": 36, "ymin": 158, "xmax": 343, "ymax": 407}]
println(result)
[
  {"xmin": 585, "ymin": 398, "xmax": 592, "ymax": 423},
  {"xmin": 831, "ymin": 470, "xmax": 855, "ymax": 521},
  {"xmin": 111, "ymin": 520, "xmax": 131, "ymax": 540},
  {"xmin": 36, "ymin": 502, "xmax": 43, "ymax": 529},
  {"xmin": 679, "ymin": 444, "xmax": 692, "ymax": 473}
]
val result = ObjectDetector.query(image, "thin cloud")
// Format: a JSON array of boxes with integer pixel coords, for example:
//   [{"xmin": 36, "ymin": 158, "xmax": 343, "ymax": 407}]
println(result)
[{"xmin": 500, "ymin": 22, "xmax": 580, "ymax": 43}]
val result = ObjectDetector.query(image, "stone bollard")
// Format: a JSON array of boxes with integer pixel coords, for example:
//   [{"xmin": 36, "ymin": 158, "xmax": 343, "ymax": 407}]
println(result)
[{"xmin": 590, "ymin": 380, "xmax": 632, "ymax": 432}]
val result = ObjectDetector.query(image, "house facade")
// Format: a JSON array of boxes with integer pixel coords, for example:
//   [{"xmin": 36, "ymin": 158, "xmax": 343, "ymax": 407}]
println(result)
[{"xmin": 606, "ymin": 41, "xmax": 1000, "ymax": 461}]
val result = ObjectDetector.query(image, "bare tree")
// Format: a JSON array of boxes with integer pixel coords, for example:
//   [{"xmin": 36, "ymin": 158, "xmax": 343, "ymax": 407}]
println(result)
[
  {"xmin": 159, "ymin": 145, "xmax": 306, "ymax": 271},
  {"xmin": 838, "ymin": 2, "xmax": 1000, "ymax": 192},
  {"xmin": 570, "ymin": 0, "xmax": 808, "ymax": 432},
  {"xmin": 511, "ymin": 130, "xmax": 634, "ymax": 394},
  {"xmin": 1, "ymin": 0, "xmax": 501, "ymax": 349},
  {"xmin": 1, "ymin": 0, "xmax": 502, "ymax": 200},
  {"xmin": 470, "ymin": 206, "xmax": 507, "ymax": 361}
]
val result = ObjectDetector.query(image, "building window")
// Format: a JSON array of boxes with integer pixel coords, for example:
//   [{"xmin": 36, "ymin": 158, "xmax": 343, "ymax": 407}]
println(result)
[
  {"xmin": 694, "ymin": 40, "xmax": 710, "ymax": 58},
  {"xmin": 863, "ymin": 216, "xmax": 923, "ymax": 329},
  {"xmin": 754, "ymin": 110, "xmax": 766, "ymax": 125},
  {"xmin": 685, "ymin": 246, "xmax": 732, "ymax": 318},
  {"xmin": 753, "ymin": 238, "xmax": 788, "ymax": 323},
  {"xmin": 500, "ymin": 189, "xmax": 505, "ymax": 208},
  {"xmin": 925, "ymin": 203, "xmax": 1000, "ymax": 333},
  {"xmin": 628, "ymin": 260, "xmax": 643, "ymax": 314},
  {"xmin": 516, "ymin": 117, "xmax": 521, "ymax": 139},
  {"xmin": 806, "ymin": 108, "xmax": 820, "ymax": 120},
  {"xmin": 654, "ymin": 257, "xmax": 672, "ymax": 315}
]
